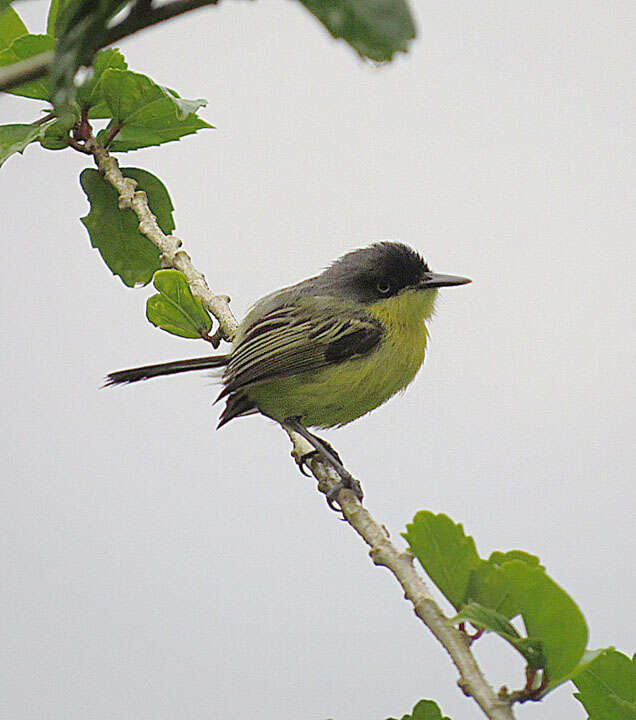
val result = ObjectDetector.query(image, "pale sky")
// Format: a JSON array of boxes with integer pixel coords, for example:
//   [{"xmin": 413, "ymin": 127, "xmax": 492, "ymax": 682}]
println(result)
[{"xmin": 1, "ymin": 2, "xmax": 634, "ymax": 719}]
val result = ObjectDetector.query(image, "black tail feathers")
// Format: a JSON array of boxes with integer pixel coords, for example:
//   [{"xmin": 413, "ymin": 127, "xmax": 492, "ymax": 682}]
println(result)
[{"xmin": 105, "ymin": 355, "xmax": 230, "ymax": 386}]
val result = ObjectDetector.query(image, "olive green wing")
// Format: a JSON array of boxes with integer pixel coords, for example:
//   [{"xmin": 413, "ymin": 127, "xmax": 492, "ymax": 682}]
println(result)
[{"xmin": 218, "ymin": 301, "xmax": 384, "ymax": 400}]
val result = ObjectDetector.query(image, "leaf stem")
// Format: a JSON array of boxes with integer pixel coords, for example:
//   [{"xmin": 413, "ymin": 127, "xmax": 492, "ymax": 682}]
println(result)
[{"xmin": 0, "ymin": 0, "xmax": 220, "ymax": 93}]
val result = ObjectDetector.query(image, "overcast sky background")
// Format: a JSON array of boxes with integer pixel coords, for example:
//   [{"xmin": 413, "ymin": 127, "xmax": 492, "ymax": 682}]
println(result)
[{"xmin": 1, "ymin": 1, "xmax": 634, "ymax": 719}]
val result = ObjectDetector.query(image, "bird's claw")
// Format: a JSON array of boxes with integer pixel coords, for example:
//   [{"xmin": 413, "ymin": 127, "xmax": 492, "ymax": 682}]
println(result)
[
  {"xmin": 325, "ymin": 475, "xmax": 363, "ymax": 513},
  {"xmin": 295, "ymin": 449, "xmax": 320, "ymax": 477}
]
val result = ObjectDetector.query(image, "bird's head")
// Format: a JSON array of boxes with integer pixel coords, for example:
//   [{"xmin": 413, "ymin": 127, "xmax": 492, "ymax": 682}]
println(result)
[{"xmin": 318, "ymin": 242, "xmax": 470, "ymax": 320}]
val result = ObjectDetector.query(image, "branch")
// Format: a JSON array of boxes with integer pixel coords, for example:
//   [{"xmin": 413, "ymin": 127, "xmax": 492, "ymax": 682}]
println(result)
[
  {"xmin": 80, "ymin": 134, "xmax": 512, "ymax": 720},
  {"xmin": 103, "ymin": 0, "xmax": 221, "ymax": 47},
  {"xmin": 83, "ymin": 137, "xmax": 238, "ymax": 344},
  {"xmin": 0, "ymin": 51, "xmax": 54, "ymax": 93},
  {"xmin": 0, "ymin": 0, "xmax": 219, "ymax": 93},
  {"xmin": 286, "ymin": 431, "xmax": 517, "ymax": 720}
]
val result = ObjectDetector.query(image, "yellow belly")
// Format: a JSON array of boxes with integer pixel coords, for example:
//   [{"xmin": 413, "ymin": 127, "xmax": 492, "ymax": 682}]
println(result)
[{"xmin": 248, "ymin": 290, "xmax": 433, "ymax": 428}]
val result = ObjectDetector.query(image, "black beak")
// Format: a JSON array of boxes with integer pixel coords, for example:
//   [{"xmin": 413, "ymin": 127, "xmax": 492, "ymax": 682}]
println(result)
[{"xmin": 418, "ymin": 272, "xmax": 471, "ymax": 289}]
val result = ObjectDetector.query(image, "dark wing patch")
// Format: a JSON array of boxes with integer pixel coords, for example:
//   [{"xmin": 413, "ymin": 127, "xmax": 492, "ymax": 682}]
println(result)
[
  {"xmin": 325, "ymin": 325, "xmax": 383, "ymax": 363},
  {"xmin": 219, "ymin": 301, "xmax": 383, "ymax": 400}
]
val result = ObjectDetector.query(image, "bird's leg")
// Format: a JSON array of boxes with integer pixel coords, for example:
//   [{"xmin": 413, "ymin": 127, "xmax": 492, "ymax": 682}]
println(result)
[
  {"xmin": 296, "ymin": 435, "xmax": 343, "ymax": 476},
  {"xmin": 284, "ymin": 416, "xmax": 363, "ymax": 511}
]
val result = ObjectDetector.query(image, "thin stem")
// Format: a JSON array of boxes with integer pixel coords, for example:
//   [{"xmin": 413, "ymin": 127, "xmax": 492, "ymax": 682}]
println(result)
[
  {"xmin": 104, "ymin": 0, "xmax": 220, "ymax": 46},
  {"xmin": 0, "ymin": 0, "xmax": 220, "ymax": 92},
  {"xmin": 0, "ymin": 51, "xmax": 53, "ymax": 93}
]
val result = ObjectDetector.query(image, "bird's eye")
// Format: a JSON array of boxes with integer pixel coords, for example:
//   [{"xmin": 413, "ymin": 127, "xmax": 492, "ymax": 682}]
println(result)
[{"xmin": 376, "ymin": 280, "xmax": 391, "ymax": 295}]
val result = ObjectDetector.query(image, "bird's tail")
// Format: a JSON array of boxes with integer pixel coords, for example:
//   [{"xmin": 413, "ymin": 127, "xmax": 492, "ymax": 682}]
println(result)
[{"xmin": 105, "ymin": 355, "xmax": 230, "ymax": 386}]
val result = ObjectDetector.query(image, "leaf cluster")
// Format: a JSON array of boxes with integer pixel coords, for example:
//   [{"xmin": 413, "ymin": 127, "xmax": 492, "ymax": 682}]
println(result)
[
  {"xmin": 0, "ymin": 6, "xmax": 213, "ymax": 167},
  {"xmin": 403, "ymin": 512, "xmax": 630, "ymax": 703}
]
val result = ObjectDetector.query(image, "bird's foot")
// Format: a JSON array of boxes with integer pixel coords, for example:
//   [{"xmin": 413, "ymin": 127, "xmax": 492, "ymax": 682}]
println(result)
[
  {"xmin": 295, "ymin": 449, "xmax": 320, "ymax": 477},
  {"xmin": 285, "ymin": 416, "xmax": 363, "ymax": 513},
  {"xmin": 295, "ymin": 442, "xmax": 343, "ymax": 477},
  {"xmin": 325, "ymin": 472, "xmax": 363, "ymax": 512}
]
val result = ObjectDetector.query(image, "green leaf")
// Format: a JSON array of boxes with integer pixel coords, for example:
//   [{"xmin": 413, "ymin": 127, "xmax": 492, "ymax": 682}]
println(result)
[
  {"xmin": 39, "ymin": 116, "xmax": 74, "ymax": 150},
  {"xmin": 572, "ymin": 649, "xmax": 636, "ymax": 719},
  {"xmin": 403, "ymin": 512, "xmax": 481, "ymax": 610},
  {"xmin": 146, "ymin": 270, "xmax": 213, "ymax": 339},
  {"xmin": 501, "ymin": 560, "xmax": 588, "ymax": 684},
  {"xmin": 0, "ymin": 33, "xmax": 55, "ymax": 99},
  {"xmin": 46, "ymin": 0, "xmax": 74, "ymax": 37},
  {"xmin": 404, "ymin": 512, "xmax": 588, "ymax": 688},
  {"xmin": 488, "ymin": 550, "xmax": 543, "ymax": 568},
  {"xmin": 299, "ymin": 0, "xmax": 416, "ymax": 62},
  {"xmin": 460, "ymin": 560, "xmax": 588, "ymax": 683},
  {"xmin": 0, "ymin": 7, "xmax": 27, "ymax": 50},
  {"xmin": 464, "ymin": 551, "xmax": 541, "ymax": 618},
  {"xmin": 120, "ymin": 167, "xmax": 175, "ymax": 234},
  {"xmin": 95, "ymin": 69, "xmax": 212, "ymax": 151},
  {"xmin": 452, "ymin": 602, "xmax": 546, "ymax": 669},
  {"xmin": 0, "ymin": 1, "xmax": 15, "ymax": 21},
  {"xmin": 46, "ymin": 0, "xmax": 59, "ymax": 36},
  {"xmin": 386, "ymin": 698, "xmax": 452, "ymax": 720},
  {"xmin": 76, "ymin": 47, "xmax": 128, "ymax": 117},
  {"xmin": 0, "ymin": 123, "xmax": 43, "ymax": 167},
  {"xmin": 79, "ymin": 167, "xmax": 165, "ymax": 287}
]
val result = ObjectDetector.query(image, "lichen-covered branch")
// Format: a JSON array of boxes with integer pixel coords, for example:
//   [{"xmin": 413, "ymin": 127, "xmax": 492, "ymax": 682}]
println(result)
[
  {"xmin": 84, "ymin": 138, "xmax": 238, "ymax": 345},
  {"xmin": 286, "ymin": 431, "xmax": 516, "ymax": 720}
]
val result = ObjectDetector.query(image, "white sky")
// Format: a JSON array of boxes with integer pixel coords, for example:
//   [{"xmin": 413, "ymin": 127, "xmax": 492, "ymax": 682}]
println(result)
[{"xmin": 1, "ymin": 2, "xmax": 634, "ymax": 719}]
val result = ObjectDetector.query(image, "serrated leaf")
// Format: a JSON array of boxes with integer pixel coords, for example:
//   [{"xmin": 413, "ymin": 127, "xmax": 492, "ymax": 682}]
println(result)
[
  {"xmin": 146, "ymin": 269, "xmax": 212, "ymax": 339},
  {"xmin": 299, "ymin": 0, "xmax": 416, "ymax": 62},
  {"xmin": 80, "ymin": 167, "xmax": 164, "ymax": 287},
  {"xmin": 572, "ymin": 649, "xmax": 636, "ymax": 719},
  {"xmin": 403, "ymin": 512, "xmax": 481, "ymax": 610},
  {"xmin": 76, "ymin": 47, "xmax": 127, "ymax": 117},
  {"xmin": 0, "ymin": 33, "xmax": 55, "ymax": 99},
  {"xmin": 0, "ymin": 123, "xmax": 43, "ymax": 166},
  {"xmin": 452, "ymin": 602, "xmax": 546, "ymax": 669},
  {"xmin": 95, "ymin": 69, "xmax": 212, "ymax": 151},
  {"xmin": 386, "ymin": 698, "xmax": 452, "ymax": 720},
  {"xmin": 0, "ymin": 7, "xmax": 27, "ymax": 50}
]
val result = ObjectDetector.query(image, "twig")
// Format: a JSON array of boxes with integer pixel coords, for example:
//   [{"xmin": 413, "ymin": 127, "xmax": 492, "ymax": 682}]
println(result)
[
  {"xmin": 0, "ymin": 50, "xmax": 54, "ymax": 93},
  {"xmin": 83, "ymin": 136, "xmax": 238, "ymax": 344},
  {"xmin": 285, "ymin": 430, "xmax": 516, "ymax": 720},
  {"xmin": 103, "ymin": 0, "xmax": 221, "ymax": 47},
  {"xmin": 0, "ymin": 0, "xmax": 220, "ymax": 93}
]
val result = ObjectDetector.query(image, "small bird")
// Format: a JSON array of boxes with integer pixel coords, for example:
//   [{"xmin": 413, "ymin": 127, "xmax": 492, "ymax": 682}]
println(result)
[{"xmin": 106, "ymin": 242, "xmax": 470, "ymax": 508}]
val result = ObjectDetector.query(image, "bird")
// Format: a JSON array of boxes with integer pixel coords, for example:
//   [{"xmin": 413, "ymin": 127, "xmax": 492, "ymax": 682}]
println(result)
[{"xmin": 106, "ymin": 242, "xmax": 470, "ymax": 509}]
